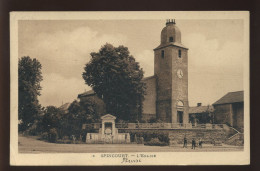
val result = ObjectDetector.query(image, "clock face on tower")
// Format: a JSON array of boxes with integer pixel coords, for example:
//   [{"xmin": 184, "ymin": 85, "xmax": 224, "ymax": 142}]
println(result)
[{"xmin": 177, "ymin": 69, "xmax": 183, "ymax": 78}]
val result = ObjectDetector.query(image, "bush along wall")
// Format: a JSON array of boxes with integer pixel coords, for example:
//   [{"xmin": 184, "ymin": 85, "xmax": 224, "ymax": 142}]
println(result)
[
  {"xmin": 119, "ymin": 128, "xmax": 228, "ymax": 146},
  {"xmin": 39, "ymin": 128, "xmax": 58, "ymax": 143},
  {"xmin": 119, "ymin": 129, "xmax": 170, "ymax": 146},
  {"xmin": 38, "ymin": 126, "xmax": 99, "ymax": 144}
]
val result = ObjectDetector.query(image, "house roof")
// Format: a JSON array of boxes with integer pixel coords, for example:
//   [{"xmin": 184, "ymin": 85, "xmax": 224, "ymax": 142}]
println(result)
[
  {"xmin": 142, "ymin": 75, "xmax": 156, "ymax": 81},
  {"xmin": 77, "ymin": 90, "xmax": 95, "ymax": 98},
  {"xmin": 189, "ymin": 105, "xmax": 214, "ymax": 114},
  {"xmin": 59, "ymin": 102, "xmax": 71, "ymax": 111},
  {"xmin": 213, "ymin": 91, "xmax": 244, "ymax": 105}
]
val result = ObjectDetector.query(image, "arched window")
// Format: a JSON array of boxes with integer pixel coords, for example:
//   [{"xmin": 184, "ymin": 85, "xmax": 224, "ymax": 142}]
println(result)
[
  {"xmin": 178, "ymin": 49, "xmax": 182, "ymax": 58},
  {"xmin": 169, "ymin": 37, "xmax": 174, "ymax": 42},
  {"xmin": 161, "ymin": 50, "xmax": 164, "ymax": 58},
  {"xmin": 177, "ymin": 100, "xmax": 184, "ymax": 107}
]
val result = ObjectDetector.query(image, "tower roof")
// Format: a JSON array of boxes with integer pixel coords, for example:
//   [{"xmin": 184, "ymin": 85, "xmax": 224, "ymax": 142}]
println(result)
[{"xmin": 154, "ymin": 19, "xmax": 187, "ymax": 50}]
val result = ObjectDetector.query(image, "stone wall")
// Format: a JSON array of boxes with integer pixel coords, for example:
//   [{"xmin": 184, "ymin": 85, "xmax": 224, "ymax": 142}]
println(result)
[
  {"xmin": 232, "ymin": 102, "xmax": 244, "ymax": 132},
  {"xmin": 118, "ymin": 128, "xmax": 228, "ymax": 144},
  {"xmin": 168, "ymin": 129, "xmax": 227, "ymax": 144},
  {"xmin": 154, "ymin": 47, "xmax": 173, "ymax": 122},
  {"xmin": 214, "ymin": 104, "xmax": 232, "ymax": 125},
  {"xmin": 86, "ymin": 133, "xmax": 131, "ymax": 144},
  {"xmin": 156, "ymin": 100, "xmax": 171, "ymax": 122},
  {"xmin": 214, "ymin": 102, "xmax": 244, "ymax": 132},
  {"xmin": 142, "ymin": 76, "xmax": 157, "ymax": 116},
  {"xmin": 171, "ymin": 47, "xmax": 189, "ymax": 124}
]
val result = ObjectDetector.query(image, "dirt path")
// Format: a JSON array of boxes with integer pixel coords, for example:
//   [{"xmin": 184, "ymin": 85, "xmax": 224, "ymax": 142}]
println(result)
[{"xmin": 18, "ymin": 136, "xmax": 243, "ymax": 153}]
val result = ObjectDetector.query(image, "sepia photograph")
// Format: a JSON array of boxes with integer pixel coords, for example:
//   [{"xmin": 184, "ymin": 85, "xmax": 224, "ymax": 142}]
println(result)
[{"xmin": 10, "ymin": 11, "xmax": 250, "ymax": 165}]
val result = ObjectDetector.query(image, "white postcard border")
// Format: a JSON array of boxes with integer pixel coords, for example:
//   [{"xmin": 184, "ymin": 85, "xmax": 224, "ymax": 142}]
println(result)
[{"xmin": 10, "ymin": 11, "xmax": 250, "ymax": 166}]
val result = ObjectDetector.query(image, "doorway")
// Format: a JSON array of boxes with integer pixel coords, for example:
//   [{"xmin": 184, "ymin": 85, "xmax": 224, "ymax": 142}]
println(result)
[
  {"xmin": 104, "ymin": 122, "xmax": 112, "ymax": 143},
  {"xmin": 104, "ymin": 122, "xmax": 112, "ymax": 135},
  {"xmin": 177, "ymin": 111, "xmax": 183, "ymax": 124}
]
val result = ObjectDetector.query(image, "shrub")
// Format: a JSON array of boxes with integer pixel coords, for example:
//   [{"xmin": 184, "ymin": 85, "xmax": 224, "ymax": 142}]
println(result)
[
  {"xmin": 62, "ymin": 136, "xmax": 70, "ymax": 140},
  {"xmin": 56, "ymin": 139, "xmax": 72, "ymax": 144},
  {"xmin": 125, "ymin": 130, "xmax": 169, "ymax": 144},
  {"xmin": 148, "ymin": 117, "xmax": 157, "ymax": 123},
  {"xmin": 145, "ymin": 138, "xmax": 168, "ymax": 146},
  {"xmin": 48, "ymin": 128, "xmax": 58, "ymax": 142},
  {"xmin": 28, "ymin": 128, "xmax": 38, "ymax": 136},
  {"xmin": 139, "ymin": 119, "xmax": 147, "ymax": 123},
  {"xmin": 158, "ymin": 134, "xmax": 170, "ymax": 143},
  {"xmin": 134, "ymin": 134, "xmax": 138, "ymax": 143},
  {"xmin": 138, "ymin": 137, "xmax": 144, "ymax": 144},
  {"xmin": 40, "ymin": 132, "xmax": 49, "ymax": 140},
  {"xmin": 81, "ymin": 129, "xmax": 96, "ymax": 141}
]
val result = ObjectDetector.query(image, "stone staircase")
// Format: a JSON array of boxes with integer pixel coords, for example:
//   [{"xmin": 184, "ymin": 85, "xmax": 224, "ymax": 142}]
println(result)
[{"xmin": 225, "ymin": 127, "xmax": 244, "ymax": 146}]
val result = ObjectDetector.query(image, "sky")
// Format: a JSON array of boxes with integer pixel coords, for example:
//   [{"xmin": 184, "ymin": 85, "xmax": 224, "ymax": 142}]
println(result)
[{"xmin": 18, "ymin": 19, "xmax": 245, "ymax": 107}]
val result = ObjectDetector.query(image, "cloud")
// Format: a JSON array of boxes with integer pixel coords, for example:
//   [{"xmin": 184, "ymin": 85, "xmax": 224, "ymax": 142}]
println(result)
[
  {"xmin": 183, "ymin": 33, "xmax": 243, "ymax": 70},
  {"xmin": 39, "ymin": 73, "xmax": 91, "ymax": 107},
  {"xmin": 22, "ymin": 26, "xmax": 128, "ymax": 78},
  {"xmin": 183, "ymin": 33, "xmax": 244, "ymax": 106},
  {"xmin": 21, "ymin": 26, "xmax": 128, "ymax": 106}
]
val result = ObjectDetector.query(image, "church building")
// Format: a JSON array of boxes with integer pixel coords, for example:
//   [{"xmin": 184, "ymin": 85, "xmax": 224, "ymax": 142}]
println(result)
[{"xmin": 78, "ymin": 19, "xmax": 189, "ymax": 124}]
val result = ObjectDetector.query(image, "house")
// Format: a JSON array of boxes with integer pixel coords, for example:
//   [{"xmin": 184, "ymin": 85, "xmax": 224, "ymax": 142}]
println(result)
[
  {"xmin": 213, "ymin": 91, "xmax": 244, "ymax": 132},
  {"xmin": 188, "ymin": 103, "xmax": 214, "ymax": 124},
  {"xmin": 77, "ymin": 90, "xmax": 106, "ymax": 116},
  {"xmin": 59, "ymin": 102, "xmax": 71, "ymax": 114}
]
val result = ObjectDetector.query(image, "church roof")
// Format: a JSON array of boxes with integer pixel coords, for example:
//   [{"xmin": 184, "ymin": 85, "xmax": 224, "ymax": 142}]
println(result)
[
  {"xmin": 142, "ymin": 75, "xmax": 156, "ymax": 81},
  {"xmin": 189, "ymin": 105, "xmax": 214, "ymax": 114},
  {"xmin": 78, "ymin": 90, "xmax": 95, "ymax": 98},
  {"xmin": 213, "ymin": 91, "xmax": 244, "ymax": 105},
  {"xmin": 154, "ymin": 43, "xmax": 188, "ymax": 50},
  {"xmin": 155, "ymin": 19, "xmax": 188, "ymax": 50}
]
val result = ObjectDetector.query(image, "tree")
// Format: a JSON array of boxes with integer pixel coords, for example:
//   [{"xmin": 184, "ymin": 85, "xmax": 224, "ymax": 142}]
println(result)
[
  {"xmin": 66, "ymin": 100, "xmax": 97, "ymax": 137},
  {"xmin": 40, "ymin": 106, "xmax": 62, "ymax": 133},
  {"xmin": 82, "ymin": 44, "xmax": 146, "ymax": 121},
  {"xmin": 38, "ymin": 100, "xmax": 97, "ymax": 140},
  {"xmin": 18, "ymin": 56, "xmax": 43, "ymax": 131}
]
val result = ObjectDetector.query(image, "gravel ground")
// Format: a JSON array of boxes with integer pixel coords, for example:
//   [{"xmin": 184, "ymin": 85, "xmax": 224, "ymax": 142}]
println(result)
[{"xmin": 18, "ymin": 135, "xmax": 244, "ymax": 153}]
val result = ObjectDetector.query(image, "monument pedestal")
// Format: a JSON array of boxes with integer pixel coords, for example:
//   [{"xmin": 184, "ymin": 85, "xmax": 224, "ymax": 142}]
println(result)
[{"xmin": 86, "ymin": 114, "xmax": 130, "ymax": 144}]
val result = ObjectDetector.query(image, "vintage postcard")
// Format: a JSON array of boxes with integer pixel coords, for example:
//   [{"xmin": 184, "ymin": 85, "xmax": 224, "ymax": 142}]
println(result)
[{"xmin": 10, "ymin": 11, "xmax": 250, "ymax": 165}]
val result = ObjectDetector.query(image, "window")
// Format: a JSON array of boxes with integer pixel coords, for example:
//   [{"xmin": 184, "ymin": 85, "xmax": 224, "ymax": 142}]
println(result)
[
  {"xmin": 161, "ymin": 50, "xmax": 164, "ymax": 58},
  {"xmin": 178, "ymin": 49, "xmax": 181, "ymax": 58},
  {"xmin": 169, "ymin": 37, "xmax": 174, "ymax": 42}
]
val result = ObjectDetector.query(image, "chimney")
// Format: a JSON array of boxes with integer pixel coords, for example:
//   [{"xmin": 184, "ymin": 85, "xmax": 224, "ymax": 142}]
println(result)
[
  {"xmin": 166, "ymin": 19, "xmax": 176, "ymax": 25},
  {"xmin": 197, "ymin": 103, "xmax": 202, "ymax": 107}
]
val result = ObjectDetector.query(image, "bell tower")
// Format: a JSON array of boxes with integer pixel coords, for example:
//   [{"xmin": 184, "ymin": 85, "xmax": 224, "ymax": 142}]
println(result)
[{"xmin": 154, "ymin": 19, "xmax": 189, "ymax": 124}]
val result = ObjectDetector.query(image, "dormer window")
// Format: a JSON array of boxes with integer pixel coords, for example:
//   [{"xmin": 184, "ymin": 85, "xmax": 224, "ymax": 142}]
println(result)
[
  {"xmin": 178, "ymin": 50, "xmax": 181, "ymax": 58},
  {"xmin": 161, "ymin": 50, "xmax": 164, "ymax": 58},
  {"xmin": 169, "ymin": 37, "xmax": 174, "ymax": 42}
]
